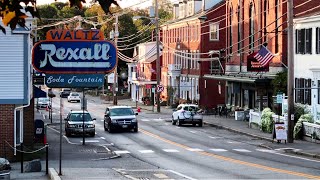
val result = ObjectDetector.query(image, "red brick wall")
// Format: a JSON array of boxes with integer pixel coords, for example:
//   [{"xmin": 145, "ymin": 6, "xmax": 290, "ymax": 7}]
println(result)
[
  {"xmin": 0, "ymin": 104, "xmax": 14, "ymax": 159},
  {"xmin": 23, "ymin": 98, "xmax": 34, "ymax": 145},
  {"xmin": 199, "ymin": 78, "xmax": 226, "ymax": 109}
]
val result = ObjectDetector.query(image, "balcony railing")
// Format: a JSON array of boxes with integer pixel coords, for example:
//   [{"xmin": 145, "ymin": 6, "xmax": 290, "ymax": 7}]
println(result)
[{"xmin": 168, "ymin": 64, "xmax": 182, "ymax": 72}]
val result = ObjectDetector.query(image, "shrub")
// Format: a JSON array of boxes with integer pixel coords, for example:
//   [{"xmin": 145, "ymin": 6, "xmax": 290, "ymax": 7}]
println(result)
[
  {"xmin": 293, "ymin": 113, "xmax": 313, "ymax": 139},
  {"xmin": 261, "ymin": 108, "xmax": 275, "ymax": 133}
]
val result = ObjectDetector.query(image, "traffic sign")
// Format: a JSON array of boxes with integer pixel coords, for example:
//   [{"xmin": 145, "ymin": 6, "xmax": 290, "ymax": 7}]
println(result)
[{"xmin": 157, "ymin": 85, "xmax": 164, "ymax": 93}]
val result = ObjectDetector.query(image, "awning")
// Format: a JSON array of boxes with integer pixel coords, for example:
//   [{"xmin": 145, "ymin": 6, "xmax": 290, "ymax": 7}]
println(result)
[
  {"xmin": 33, "ymin": 86, "xmax": 47, "ymax": 98},
  {"xmin": 203, "ymin": 74, "xmax": 272, "ymax": 83}
]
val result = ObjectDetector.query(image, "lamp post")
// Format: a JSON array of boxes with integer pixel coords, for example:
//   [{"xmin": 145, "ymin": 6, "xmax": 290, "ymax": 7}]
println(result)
[{"xmin": 133, "ymin": 2, "xmax": 161, "ymax": 112}]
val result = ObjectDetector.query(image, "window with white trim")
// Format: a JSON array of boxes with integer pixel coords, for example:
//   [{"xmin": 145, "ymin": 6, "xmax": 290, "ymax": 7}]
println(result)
[
  {"xmin": 209, "ymin": 23, "xmax": 219, "ymax": 40},
  {"xmin": 296, "ymin": 28, "xmax": 312, "ymax": 54}
]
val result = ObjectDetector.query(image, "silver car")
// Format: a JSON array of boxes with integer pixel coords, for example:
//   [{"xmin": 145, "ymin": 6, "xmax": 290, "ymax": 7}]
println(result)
[{"xmin": 172, "ymin": 104, "xmax": 203, "ymax": 127}]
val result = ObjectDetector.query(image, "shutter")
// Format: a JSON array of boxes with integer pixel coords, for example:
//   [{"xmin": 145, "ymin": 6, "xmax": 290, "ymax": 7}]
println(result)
[
  {"xmin": 301, "ymin": 29, "xmax": 306, "ymax": 54},
  {"xmin": 308, "ymin": 28, "xmax": 312, "ymax": 54},
  {"xmin": 296, "ymin": 29, "xmax": 298, "ymax": 54},
  {"xmin": 295, "ymin": 78, "xmax": 298, "ymax": 103},
  {"xmin": 308, "ymin": 79, "xmax": 312, "ymax": 105},
  {"xmin": 317, "ymin": 28, "xmax": 319, "ymax": 54}
]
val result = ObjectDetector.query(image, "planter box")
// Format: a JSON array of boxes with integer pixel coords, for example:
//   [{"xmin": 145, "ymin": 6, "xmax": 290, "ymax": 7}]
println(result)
[{"xmin": 303, "ymin": 122, "xmax": 320, "ymax": 140}]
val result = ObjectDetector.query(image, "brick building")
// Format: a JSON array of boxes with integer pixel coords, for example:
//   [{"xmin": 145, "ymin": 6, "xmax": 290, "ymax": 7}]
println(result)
[{"xmin": 160, "ymin": 0, "xmax": 227, "ymax": 109}]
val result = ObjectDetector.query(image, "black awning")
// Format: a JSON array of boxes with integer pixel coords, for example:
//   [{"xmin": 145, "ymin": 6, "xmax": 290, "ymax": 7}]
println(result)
[{"xmin": 33, "ymin": 86, "xmax": 47, "ymax": 98}]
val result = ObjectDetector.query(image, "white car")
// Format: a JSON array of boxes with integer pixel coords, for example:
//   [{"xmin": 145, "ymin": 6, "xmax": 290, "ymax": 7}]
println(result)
[
  {"xmin": 172, "ymin": 104, "xmax": 203, "ymax": 127},
  {"xmin": 67, "ymin": 92, "xmax": 81, "ymax": 102}
]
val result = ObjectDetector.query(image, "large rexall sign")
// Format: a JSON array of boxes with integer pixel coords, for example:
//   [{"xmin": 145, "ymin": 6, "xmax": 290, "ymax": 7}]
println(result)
[{"xmin": 32, "ymin": 40, "xmax": 117, "ymax": 74}]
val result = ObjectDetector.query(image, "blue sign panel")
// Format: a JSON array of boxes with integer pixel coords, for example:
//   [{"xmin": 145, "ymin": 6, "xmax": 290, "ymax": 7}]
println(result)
[
  {"xmin": 45, "ymin": 74, "xmax": 104, "ymax": 88},
  {"xmin": 32, "ymin": 41, "xmax": 117, "ymax": 74}
]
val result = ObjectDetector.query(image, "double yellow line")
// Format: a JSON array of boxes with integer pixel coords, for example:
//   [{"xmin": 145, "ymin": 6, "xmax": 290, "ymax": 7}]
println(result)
[{"xmin": 140, "ymin": 129, "xmax": 320, "ymax": 179}]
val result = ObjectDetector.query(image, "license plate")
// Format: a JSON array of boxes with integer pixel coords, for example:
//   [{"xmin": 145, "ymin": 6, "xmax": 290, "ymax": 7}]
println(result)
[{"xmin": 122, "ymin": 125, "xmax": 128, "ymax": 128}]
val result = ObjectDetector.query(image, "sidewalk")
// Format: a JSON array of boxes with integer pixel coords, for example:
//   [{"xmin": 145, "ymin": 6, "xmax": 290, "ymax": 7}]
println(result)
[{"xmin": 116, "ymin": 98, "xmax": 320, "ymax": 159}]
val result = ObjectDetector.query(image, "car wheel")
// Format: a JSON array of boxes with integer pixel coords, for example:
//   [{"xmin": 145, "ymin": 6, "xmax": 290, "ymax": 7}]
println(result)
[
  {"xmin": 133, "ymin": 127, "xmax": 138, "ymax": 132},
  {"xmin": 104, "ymin": 121, "xmax": 107, "ymax": 131},
  {"xmin": 172, "ymin": 116, "xmax": 176, "ymax": 125},
  {"xmin": 90, "ymin": 132, "xmax": 95, "ymax": 137},
  {"xmin": 199, "ymin": 120, "xmax": 203, "ymax": 127},
  {"xmin": 192, "ymin": 123, "xmax": 196, "ymax": 127},
  {"xmin": 108, "ymin": 124, "xmax": 114, "ymax": 133},
  {"xmin": 177, "ymin": 118, "xmax": 181, "ymax": 126},
  {"xmin": 65, "ymin": 131, "xmax": 71, "ymax": 137}
]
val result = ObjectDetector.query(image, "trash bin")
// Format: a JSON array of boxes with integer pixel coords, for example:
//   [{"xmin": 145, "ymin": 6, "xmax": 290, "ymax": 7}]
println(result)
[{"xmin": 0, "ymin": 158, "xmax": 10, "ymax": 180}]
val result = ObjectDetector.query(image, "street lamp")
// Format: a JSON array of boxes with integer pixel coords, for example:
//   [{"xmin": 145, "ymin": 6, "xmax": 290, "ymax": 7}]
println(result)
[{"xmin": 133, "ymin": 3, "xmax": 161, "ymax": 113}]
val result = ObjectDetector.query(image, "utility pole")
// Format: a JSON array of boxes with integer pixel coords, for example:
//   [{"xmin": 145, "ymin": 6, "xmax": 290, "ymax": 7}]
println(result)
[
  {"xmin": 155, "ymin": 0, "xmax": 161, "ymax": 113},
  {"xmin": 113, "ymin": 15, "xmax": 119, "ymax": 105},
  {"xmin": 287, "ymin": 0, "xmax": 294, "ymax": 143}
]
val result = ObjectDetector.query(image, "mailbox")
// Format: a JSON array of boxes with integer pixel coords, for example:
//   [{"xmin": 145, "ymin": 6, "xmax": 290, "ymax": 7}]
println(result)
[{"xmin": 34, "ymin": 119, "xmax": 44, "ymax": 142}]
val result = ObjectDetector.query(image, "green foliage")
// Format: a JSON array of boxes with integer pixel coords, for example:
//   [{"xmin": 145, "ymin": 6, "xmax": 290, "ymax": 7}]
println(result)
[
  {"xmin": 293, "ymin": 114, "xmax": 313, "ymax": 139},
  {"xmin": 261, "ymin": 108, "xmax": 275, "ymax": 133},
  {"xmin": 271, "ymin": 71, "xmax": 287, "ymax": 96},
  {"xmin": 294, "ymin": 104, "xmax": 309, "ymax": 123}
]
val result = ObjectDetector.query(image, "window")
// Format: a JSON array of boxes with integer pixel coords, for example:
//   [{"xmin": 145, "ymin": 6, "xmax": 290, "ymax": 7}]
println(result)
[
  {"xmin": 237, "ymin": 5, "xmax": 241, "ymax": 53},
  {"xmin": 296, "ymin": 28, "xmax": 312, "ymax": 54},
  {"xmin": 249, "ymin": 3, "xmax": 255, "ymax": 50},
  {"xmin": 209, "ymin": 23, "xmax": 219, "ymax": 40},
  {"xmin": 275, "ymin": 0, "xmax": 279, "ymax": 53},
  {"xmin": 263, "ymin": 0, "xmax": 268, "ymax": 43},
  {"xmin": 229, "ymin": 7, "xmax": 233, "ymax": 57},
  {"xmin": 295, "ymin": 78, "xmax": 311, "ymax": 105}
]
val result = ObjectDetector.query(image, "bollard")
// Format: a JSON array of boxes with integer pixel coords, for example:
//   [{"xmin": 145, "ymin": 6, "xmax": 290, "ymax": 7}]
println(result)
[{"xmin": 46, "ymin": 143, "xmax": 49, "ymax": 175}]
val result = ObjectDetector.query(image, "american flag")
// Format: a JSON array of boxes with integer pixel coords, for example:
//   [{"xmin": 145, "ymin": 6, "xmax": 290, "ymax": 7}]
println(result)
[{"xmin": 254, "ymin": 46, "xmax": 274, "ymax": 67}]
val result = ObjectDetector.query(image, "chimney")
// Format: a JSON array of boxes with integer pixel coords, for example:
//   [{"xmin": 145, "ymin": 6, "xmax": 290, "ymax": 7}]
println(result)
[{"xmin": 202, "ymin": 0, "xmax": 205, "ymax": 11}]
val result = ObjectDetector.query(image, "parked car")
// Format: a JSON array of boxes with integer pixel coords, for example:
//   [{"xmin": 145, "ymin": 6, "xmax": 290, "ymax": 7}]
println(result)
[
  {"xmin": 60, "ymin": 88, "xmax": 71, "ymax": 98},
  {"xmin": 64, "ymin": 110, "xmax": 96, "ymax": 137},
  {"xmin": 67, "ymin": 92, "xmax": 81, "ymax": 102},
  {"xmin": 172, "ymin": 104, "xmax": 203, "ymax": 127},
  {"xmin": 104, "ymin": 106, "xmax": 138, "ymax": 133},
  {"xmin": 36, "ymin": 97, "xmax": 50, "ymax": 109}
]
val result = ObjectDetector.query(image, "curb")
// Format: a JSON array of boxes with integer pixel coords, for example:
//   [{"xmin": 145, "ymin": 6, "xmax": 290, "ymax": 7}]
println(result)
[
  {"xmin": 204, "ymin": 121, "xmax": 320, "ymax": 160},
  {"xmin": 48, "ymin": 168, "xmax": 61, "ymax": 180},
  {"xmin": 203, "ymin": 121, "xmax": 274, "ymax": 142}
]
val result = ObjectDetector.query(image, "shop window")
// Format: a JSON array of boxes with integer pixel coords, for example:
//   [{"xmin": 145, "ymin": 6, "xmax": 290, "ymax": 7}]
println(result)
[{"xmin": 295, "ymin": 78, "xmax": 311, "ymax": 105}]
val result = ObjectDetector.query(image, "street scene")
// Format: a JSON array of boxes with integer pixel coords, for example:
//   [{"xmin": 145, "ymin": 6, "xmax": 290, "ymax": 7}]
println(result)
[{"xmin": 1, "ymin": 0, "xmax": 320, "ymax": 179}]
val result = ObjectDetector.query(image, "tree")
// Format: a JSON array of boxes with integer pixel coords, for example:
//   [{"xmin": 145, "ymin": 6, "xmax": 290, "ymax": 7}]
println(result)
[
  {"xmin": 271, "ymin": 71, "xmax": 288, "ymax": 95},
  {"xmin": 0, "ymin": 0, "xmax": 120, "ymax": 34}
]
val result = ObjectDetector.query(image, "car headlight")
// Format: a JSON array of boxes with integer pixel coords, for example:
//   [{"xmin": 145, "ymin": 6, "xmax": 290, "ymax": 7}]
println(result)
[
  {"xmin": 67, "ymin": 124, "xmax": 76, "ymax": 128},
  {"xmin": 87, "ymin": 124, "xmax": 95, "ymax": 128},
  {"xmin": 111, "ymin": 119, "xmax": 117, "ymax": 123},
  {"xmin": 131, "ymin": 118, "xmax": 137, "ymax": 122}
]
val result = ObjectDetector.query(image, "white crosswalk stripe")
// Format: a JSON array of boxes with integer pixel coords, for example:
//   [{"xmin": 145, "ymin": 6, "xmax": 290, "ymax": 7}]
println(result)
[
  {"xmin": 114, "ymin": 150, "xmax": 131, "ymax": 154},
  {"xmin": 186, "ymin": 148, "xmax": 204, "ymax": 152},
  {"xmin": 138, "ymin": 150, "xmax": 154, "ymax": 153},
  {"xmin": 209, "ymin": 148, "xmax": 228, "ymax": 152},
  {"xmin": 140, "ymin": 119, "xmax": 150, "ymax": 122},
  {"xmin": 163, "ymin": 149, "xmax": 179, "ymax": 152},
  {"xmin": 233, "ymin": 149, "xmax": 251, "ymax": 152},
  {"xmin": 256, "ymin": 149, "xmax": 277, "ymax": 153}
]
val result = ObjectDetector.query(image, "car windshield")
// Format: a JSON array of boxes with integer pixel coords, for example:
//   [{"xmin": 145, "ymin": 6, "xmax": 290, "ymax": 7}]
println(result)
[
  {"xmin": 69, "ymin": 113, "xmax": 92, "ymax": 121},
  {"xmin": 38, "ymin": 98, "xmax": 49, "ymax": 102},
  {"xmin": 71, "ymin": 93, "xmax": 79, "ymax": 96},
  {"xmin": 110, "ymin": 108, "xmax": 134, "ymax": 116}
]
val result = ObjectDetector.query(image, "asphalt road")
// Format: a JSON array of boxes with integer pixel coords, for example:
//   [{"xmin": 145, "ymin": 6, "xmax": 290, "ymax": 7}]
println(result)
[{"xmin": 44, "ymin": 91, "xmax": 320, "ymax": 179}]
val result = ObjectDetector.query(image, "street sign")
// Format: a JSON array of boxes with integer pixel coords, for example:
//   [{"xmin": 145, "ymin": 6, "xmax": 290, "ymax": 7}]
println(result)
[
  {"xmin": 276, "ymin": 93, "xmax": 283, "ymax": 104},
  {"xmin": 45, "ymin": 74, "xmax": 104, "ymax": 88},
  {"xmin": 32, "ymin": 41, "xmax": 117, "ymax": 74},
  {"xmin": 157, "ymin": 85, "xmax": 164, "ymax": 93}
]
